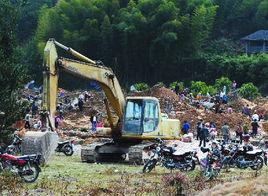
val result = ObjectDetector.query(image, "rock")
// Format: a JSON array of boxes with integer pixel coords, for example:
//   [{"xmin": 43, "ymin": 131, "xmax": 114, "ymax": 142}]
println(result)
[{"xmin": 21, "ymin": 131, "xmax": 59, "ymax": 164}]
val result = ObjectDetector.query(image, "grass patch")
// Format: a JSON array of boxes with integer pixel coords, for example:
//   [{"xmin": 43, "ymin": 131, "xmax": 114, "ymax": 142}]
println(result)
[{"xmin": 1, "ymin": 154, "xmax": 267, "ymax": 195}]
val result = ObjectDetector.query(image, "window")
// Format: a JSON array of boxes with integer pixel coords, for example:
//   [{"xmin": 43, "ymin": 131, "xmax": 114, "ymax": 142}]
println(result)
[
  {"xmin": 143, "ymin": 101, "xmax": 159, "ymax": 133},
  {"xmin": 123, "ymin": 100, "xmax": 143, "ymax": 134}
]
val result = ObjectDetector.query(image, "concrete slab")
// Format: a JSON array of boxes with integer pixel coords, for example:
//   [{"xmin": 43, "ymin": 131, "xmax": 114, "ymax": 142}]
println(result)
[{"xmin": 21, "ymin": 131, "xmax": 59, "ymax": 164}]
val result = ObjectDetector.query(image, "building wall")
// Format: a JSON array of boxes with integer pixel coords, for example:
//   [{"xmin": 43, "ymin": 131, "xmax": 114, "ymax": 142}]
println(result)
[{"xmin": 246, "ymin": 41, "xmax": 268, "ymax": 54}]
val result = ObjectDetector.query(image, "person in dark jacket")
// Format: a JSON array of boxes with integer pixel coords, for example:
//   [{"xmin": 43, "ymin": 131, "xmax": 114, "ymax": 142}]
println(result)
[
  {"xmin": 78, "ymin": 98, "xmax": 84, "ymax": 112},
  {"xmin": 196, "ymin": 119, "xmax": 203, "ymax": 140},
  {"xmin": 251, "ymin": 119, "xmax": 259, "ymax": 137},
  {"xmin": 236, "ymin": 122, "xmax": 243, "ymax": 144},
  {"xmin": 199, "ymin": 123, "xmax": 209, "ymax": 147}
]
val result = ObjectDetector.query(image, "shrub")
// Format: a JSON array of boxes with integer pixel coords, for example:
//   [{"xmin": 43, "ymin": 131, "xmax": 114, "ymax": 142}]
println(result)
[
  {"xmin": 156, "ymin": 82, "xmax": 165, "ymax": 87},
  {"xmin": 238, "ymin": 83, "xmax": 260, "ymax": 100},
  {"xmin": 208, "ymin": 85, "xmax": 217, "ymax": 95},
  {"xmin": 190, "ymin": 81, "xmax": 209, "ymax": 96},
  {"xmin": 133, "ymin": 82, "xmax": 149, "ymax": 91},
  {"xmin": 214, "ymin": 76, "xmax": 232, "ymax": 93},
  {"xmin": 169, "ymin": 81, "xmax": 184, "ymax": 92}
]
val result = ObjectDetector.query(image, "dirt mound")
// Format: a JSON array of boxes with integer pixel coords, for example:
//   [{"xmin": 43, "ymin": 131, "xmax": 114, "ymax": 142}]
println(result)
[
  {"xmin": 132, "ymin": 86, "xmax": 251, "ymax": 129},
  {"xmin": 253, "ymin": 98, "xmax": 268, "ymax": 118},
  {"xmin": 132, "ymin": 85, "xmax": 192, "ymax": 114},
  {"xmin": 177, "ymin": 110, "xmax": 250, "ymax": 130}
]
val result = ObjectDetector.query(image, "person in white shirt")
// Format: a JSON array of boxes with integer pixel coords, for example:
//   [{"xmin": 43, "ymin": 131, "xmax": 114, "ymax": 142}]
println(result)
[
  {"xmin": 252, "ymin": 112, "xmax": 259, "ymax": 121},
  {"xmin": 24, "ymin": 113, "xmax": 31, "ymax": 129}
]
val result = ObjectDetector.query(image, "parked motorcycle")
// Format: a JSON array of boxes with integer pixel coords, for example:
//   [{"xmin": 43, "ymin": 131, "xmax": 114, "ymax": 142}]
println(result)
[
  {"xmin": 143, "ymin": 139, "xmax": 196, "ymax": 173},
  {"xmin": 55, "ymin": 140, "xmax": 74, "ymax": 156},
  {"xmin": 0, "ymin": 151, "xmax": 41, "ymax": 183},
  {"xmin": 198, "ymin": 147, "xmax": 223, "ymax": 181},
  {"xmin": 6, "ymin": 134, "xmax": 22, "ymax": 155},
  {"xmin": 221, "ymin": 143, "xmax": 266, "ymax": 170}
]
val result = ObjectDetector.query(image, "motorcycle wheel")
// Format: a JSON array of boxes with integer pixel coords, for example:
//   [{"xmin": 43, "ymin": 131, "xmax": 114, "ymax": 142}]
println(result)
[
  {"xmin": 143, "ymin": 159, "xmax": 157, "ymax": 173},
  {"xmin": 64, "ymin": 145, "xmax": 74, "ymax": 156},
  {"xmin": 203, "ymin": 167, "xmax": 212, "ymax": 181},
  {"xmin": 183, "ymin": 160, "xmax": 196, "ymax": 172},
  {"xmin": 19, "ymin": 163, "xmax": 40, "ymax": 183},
  {"xmin": 250, "ymin": 156, "xmax": 263, "ymax": 170}
]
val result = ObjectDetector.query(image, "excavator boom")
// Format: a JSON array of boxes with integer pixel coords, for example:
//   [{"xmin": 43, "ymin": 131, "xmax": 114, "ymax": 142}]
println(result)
[{"xmin": 42, "ymin": 39, "xmax": 125, "ymax": 131}]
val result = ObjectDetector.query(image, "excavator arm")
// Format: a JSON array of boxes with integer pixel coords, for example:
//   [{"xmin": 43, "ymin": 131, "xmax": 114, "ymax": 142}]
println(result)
[{"xmin": 42, "ymin": 39, "xmax": 125, "ymax": 131}]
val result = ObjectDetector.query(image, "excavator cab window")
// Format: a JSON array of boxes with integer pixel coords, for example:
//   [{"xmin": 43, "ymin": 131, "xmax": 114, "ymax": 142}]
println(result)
[
  {"xmin": 143, "ymin": 101, "xmax": 159, "ymax": 133},
  {"xmin": 123, "ymin": 99, "xmax": 159, "ymax": 135},
  {"xmin": 124, "ymin": 100, "xmax": 143, "ymax": 134}
]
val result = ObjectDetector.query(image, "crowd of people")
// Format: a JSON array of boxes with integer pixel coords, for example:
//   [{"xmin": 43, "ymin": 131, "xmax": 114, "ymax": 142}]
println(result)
[
  {"xmin": 176, "ymin": 81, "xmax": 264, "ymax": 146},
  {"xmin": 20, "ymin": 80, "xmax": 265, "ymax": 145},
  {"xmin": 181, "ymin": 117, "xmax": 262, "ymax": 147},
  {"xmin": 22, "ymin": 89, "xmax": 99, "ymax": 133}
]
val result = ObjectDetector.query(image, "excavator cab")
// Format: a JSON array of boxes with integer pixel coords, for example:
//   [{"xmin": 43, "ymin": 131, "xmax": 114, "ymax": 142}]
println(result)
[{"xmin": 122, "ymin": 97, "xmax": 160, "ymax": 137}]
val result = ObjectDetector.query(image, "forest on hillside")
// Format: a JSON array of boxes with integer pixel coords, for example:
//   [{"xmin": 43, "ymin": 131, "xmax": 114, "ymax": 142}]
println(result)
[{"xmin": 1, "ymin": 0, "xmax": 268, "ymax": 92}]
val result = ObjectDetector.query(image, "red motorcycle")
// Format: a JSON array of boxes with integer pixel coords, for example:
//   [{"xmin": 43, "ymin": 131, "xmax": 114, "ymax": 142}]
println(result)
[{"xmin": 0, "ymin": 151, "xmax": 41, "ymax": 183}]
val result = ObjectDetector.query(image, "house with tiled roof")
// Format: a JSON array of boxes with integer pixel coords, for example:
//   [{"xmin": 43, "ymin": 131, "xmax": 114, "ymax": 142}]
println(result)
[{"xmin": 241, "ymin": 30, "xmax": 268, "ymax": 54}]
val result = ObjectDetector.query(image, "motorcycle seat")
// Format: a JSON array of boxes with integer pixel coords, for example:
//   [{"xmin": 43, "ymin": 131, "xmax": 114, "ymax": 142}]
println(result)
[
  {"xmin": 246, "ymin": 149, "xmax": 262, "ymax": 155},
  {"xmin": 17, "ymin": 154, "xmax": 37, "ymax": 160},
  {"xmin": 173, "ymin": 151, "xmax": 191, "ymax": 156},
  {"xmin": 200, "ymin": 147, "xmax": 210, "ymax": 153},
  {"xmin": 58, "ymin": 141, "xmax": 70, "ymax": 145}
]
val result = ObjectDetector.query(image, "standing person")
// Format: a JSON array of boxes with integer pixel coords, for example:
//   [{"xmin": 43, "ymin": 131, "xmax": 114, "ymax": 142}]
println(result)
[
  {"xmin": 242, "ymin": 105, "xmax": 251, "ymax": 117},
  {"xmin": 232, "ymin": 80, "xmax": 237, "ymax": 90},
  {"xmin": 90, "ymin": 114, "xmax": 97, "ymax": 132},
  {"xmin": 24, "ymin": 112, "xmax": 31, "ymax": 129},
  {"xmin": 252, "ymin": 111, "xmax": 259, "ymax": 121},
  {"xmin": 221, "ymin": 122, "xmax": 230, "ymax": 145},
  {"xmin": 199, "ymin": 123, "xmax": 209, "ymax": 147},
  {"xmin": 175, "ymin": 84, "xmax": 179, "ymax": 95},
  {"xmin": 215, "ymin": 101, "xmax": 221, "ymax": 114},
  {"xmin": 227, "ymin": 106, "xmax": 233, "ymax": 114},
  {"xmin": 209, "ymin": 122, "xmax": 217, "ymax": 140},
  {"xmin": 182, "ymin": 120, "xmax": 190, "ymax": 135},
  {"xmin": 251, "ymin": 119, "xmax": 259, "ymax": 137},
  {"xmin": 55, "ymin": 115, "xmax": 61, "ymax": 129},
  {"xmin": 78, "ymin": 98, "xmax": 84, "ymax": 112},
  {"xmin": 84, "ymin": 91, "xmax": 90, "ymax": 102},
  {"xmin": 196, "ymin": 119, "xmax": 203, "ymax": 140},
  {"xmin": 236, "ymin": 122, "xmax": 243, "ymax": 144}
]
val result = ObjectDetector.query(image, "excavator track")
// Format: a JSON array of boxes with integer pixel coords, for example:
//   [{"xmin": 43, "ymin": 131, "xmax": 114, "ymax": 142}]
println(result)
[
  {"xmin": 81, "ymin": 142, "xmax": 106, "ymax": 163},
  {"xmin": 81, "ymin": 140, "xmax": 154, "ymax": 164},
  {"xmin": 128, "ymin": 142, "xmax": 153, "ymax": 165}
]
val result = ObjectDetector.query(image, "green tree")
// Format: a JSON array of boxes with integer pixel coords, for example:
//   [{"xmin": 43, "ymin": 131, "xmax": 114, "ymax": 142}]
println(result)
[
  {"xmin": 0, "ymin": 0, "xmax": 28, "ymax": 141},
  {"xmin": 256, "ymin": 0, "xmax": 268, "ymax": 29},
  {"xmin": 214, "ymin": 76, "xmax": 232, "ymax": 93},
  {"xmin": 190, "ymin": 81, "xmax": 209, "ymax": 96},
  {"xmin": 238, "ymin": 83, "xmax": 260, "ymax": 100},
  {"xmin": 100, "ymin": 15, "xmax": 113, "ymax": 65},
  {"xmin": 17, "ymin": 0, "xmax": 56, "ymax": 42}
]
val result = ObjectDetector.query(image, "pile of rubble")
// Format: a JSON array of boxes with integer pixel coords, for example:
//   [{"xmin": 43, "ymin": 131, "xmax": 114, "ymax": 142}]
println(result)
[
  {"xmin": 253, "ymin": 98, "xmax": 268, "ymax": 117},
  {"xmin": 132, "ymin": 85, "xmax": 192, "ymax": 114},
  {"xmin": 132, "ymin": 85, "xmax": 252, "ymax": 129},
  {"xmin": 20, "ymin": 85, "xmax": 268, "ymax": 142}
]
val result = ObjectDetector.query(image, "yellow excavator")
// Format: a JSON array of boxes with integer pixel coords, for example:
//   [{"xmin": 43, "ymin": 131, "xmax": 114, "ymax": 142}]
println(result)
[{"xmin": 42, "ymin": 38, "xmax": 180, "ymax": 164}]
